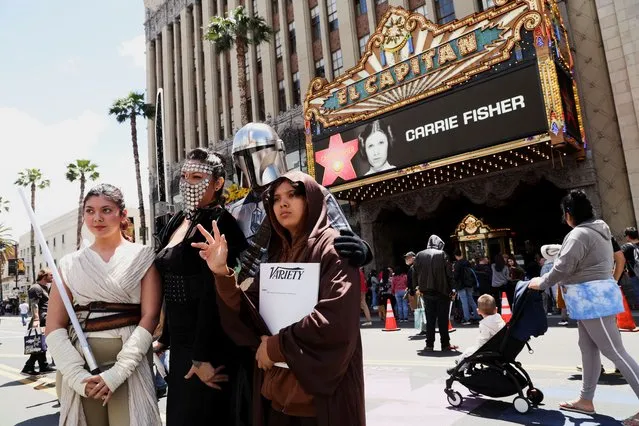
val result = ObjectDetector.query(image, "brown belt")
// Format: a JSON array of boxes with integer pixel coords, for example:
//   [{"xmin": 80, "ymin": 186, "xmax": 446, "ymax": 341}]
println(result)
[{"xmin": 74, "ymin": 302, "xmax": 141, "ymax": 333}]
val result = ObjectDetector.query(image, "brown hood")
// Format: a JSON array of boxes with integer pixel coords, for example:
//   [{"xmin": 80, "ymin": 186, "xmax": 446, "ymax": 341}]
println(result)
[{"xmin": 263, "ymin": 171, "xmax": 330, "ymax": 261}]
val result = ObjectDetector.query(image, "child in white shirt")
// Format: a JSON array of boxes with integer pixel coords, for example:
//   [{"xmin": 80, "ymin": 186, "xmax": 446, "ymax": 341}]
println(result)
[{"xmin": 449, "ymin": 294, "xmax": 506, "ymax": 373}]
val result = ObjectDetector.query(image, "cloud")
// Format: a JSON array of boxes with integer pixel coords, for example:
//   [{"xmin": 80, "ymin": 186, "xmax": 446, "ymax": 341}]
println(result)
[
  {"xmin": 56, "ymin": 58, "xmax": 81, "ymax": 75},
  {"xmin": 0, "ymin": 107, "xmax": 108, "ymax": 239},
  {"xmin": 118, "ymin": 35, "xmax": 146, "ymax": 69}
]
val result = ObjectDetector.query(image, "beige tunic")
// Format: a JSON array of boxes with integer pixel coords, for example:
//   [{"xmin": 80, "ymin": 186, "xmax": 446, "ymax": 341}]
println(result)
[{"xmin": 55, "ymin": 242, "xmax": 161, "ymax": 426}]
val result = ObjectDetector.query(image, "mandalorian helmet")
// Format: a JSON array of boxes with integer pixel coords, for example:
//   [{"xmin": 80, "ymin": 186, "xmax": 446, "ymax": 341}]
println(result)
[{"xmin": 232, "ymin": 122, "xmax": 288, "ymax": 189}]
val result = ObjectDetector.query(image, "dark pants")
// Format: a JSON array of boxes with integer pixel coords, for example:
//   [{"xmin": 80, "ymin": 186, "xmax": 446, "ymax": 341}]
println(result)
[
  {"xmin": 493, "ymin": 283, "xmax": 515, "ymax": 314},
  {"xmin": 425, "ymin": 297, "xmax": 451, "ymax": 349},
  {"xmin": 24, "ymin": 352, "xmax": 48, "ymax": 369}
]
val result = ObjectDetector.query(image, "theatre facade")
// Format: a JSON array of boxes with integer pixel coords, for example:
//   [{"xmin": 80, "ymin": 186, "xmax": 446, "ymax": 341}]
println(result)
[{"xmin": 303, "ymin": 0, "xmax": 632, "ymax": 269}]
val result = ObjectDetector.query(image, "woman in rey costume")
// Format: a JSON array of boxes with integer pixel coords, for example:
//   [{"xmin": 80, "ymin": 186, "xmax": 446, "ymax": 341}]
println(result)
[
  {"xmin": 46, "ymin": 184, "xmax": 162, "ymax": 425},
  {"xmin": 193, "ymin": 171, "xmax": 366, "ymax": 426}
]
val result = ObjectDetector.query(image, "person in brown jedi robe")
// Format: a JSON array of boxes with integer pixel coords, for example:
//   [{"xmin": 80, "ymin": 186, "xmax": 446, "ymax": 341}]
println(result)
[{"xmin": 191, "ymin": 171, "xmax": 366, "ymax": 426}]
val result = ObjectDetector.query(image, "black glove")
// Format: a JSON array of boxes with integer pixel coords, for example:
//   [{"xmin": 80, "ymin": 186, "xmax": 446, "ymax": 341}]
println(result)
[{"xmin": 334, "ymin": 229, "xmax": 369, "ymax": 267}]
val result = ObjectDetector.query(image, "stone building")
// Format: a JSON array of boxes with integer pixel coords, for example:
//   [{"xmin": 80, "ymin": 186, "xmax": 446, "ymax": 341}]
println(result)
[{"xmin": 143, "ymin": 0, "xmax": 638, "ymax": 267}]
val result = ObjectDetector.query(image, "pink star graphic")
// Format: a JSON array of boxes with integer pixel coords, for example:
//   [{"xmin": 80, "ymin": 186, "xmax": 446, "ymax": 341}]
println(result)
[{"xmin": 314, "ymin": 133, "xmax": 359, "ymax": 186}]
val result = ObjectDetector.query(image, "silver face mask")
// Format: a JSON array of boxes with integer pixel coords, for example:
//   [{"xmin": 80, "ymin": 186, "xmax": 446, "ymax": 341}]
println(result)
[{"xmin": 179, "ymin": 160, "xmax": 216, "ymax": 218}]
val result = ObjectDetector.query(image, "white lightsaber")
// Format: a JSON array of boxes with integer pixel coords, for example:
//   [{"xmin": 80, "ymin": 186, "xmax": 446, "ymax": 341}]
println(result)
[{"xmin": 18, "ymin": 189, "xmax": 100, "ymax": 374}]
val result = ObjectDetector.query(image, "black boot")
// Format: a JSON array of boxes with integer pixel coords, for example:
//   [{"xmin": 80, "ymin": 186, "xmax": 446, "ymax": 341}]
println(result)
[{"xmin": 21, "ymin": 366, "xmax": 38, "ymax": 375}]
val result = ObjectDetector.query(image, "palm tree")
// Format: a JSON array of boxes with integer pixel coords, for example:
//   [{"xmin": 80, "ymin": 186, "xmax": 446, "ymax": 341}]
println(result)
[
  {"xmin": 0, "ymin": 225, "xmax": 15, "ymax": 302},
  {"xmin": 205, "ymin": 5, "xmax": 272, "ymax": 126},
  {"xmin": 0, "ymin": 197, "xmax": 9, "ymax": 213},
  {"xmin": 66, "ymin": 160, "xmax": 100, "ymax": 249},
  {"xmin": 15, "ymin": 169, "xmax": 50, "ymax": 283},
  {"xmin": 109, "ymin": 92, "xmax": 154, "ymax": 244}
]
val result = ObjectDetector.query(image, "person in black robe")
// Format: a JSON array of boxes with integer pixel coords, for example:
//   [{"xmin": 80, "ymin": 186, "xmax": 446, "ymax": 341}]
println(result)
[{"xmin": 154, "ymin": 148, "xmax": 249, "ymax": 425}]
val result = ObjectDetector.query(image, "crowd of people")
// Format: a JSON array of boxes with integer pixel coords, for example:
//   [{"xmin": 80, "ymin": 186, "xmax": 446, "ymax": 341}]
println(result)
[
  {"xmin": 359, "ymin": 190, "xmax": 639, "ymax": 424},
  {"xmin": 11, "ymin": 121, "xmax": 639, "ymax": 426}
]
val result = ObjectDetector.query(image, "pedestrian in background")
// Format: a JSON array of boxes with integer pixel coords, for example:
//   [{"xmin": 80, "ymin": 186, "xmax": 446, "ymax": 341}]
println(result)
[
  {"xmin": 391, "ymin": 266, "xmax": 409, "ymax": 323},
  {"xmin": 369, "ymin": 270, "xmax": 379, "ymax": 310},
  {"xmin": 474, "ymin": 256, "xmax": 493, "ymax": 297},
  {"xmin": 360, "ymin": 268, "xmax": 373, "ymax": 326},
  {"xmin": 529, "ymin": 190, "xmax": 639, "ymax": 423},
  {"xmin": 506, "ymin": 254, "xmax": 525, "ymax": 308},
  {"xmin": 413, "ymin": 235, "xmax": 458, "ymax": 352},
  {"xmin": 540, "ymin": 245, "xmax": 561, "ymax": 316},
  {"xmin": 377, "ymin": 267, "xmax": 395, "ymax": 322},
  {"xmin": 21, "ymin": 269, "xmax": 55, "ymax": 376},
  {"xmin": 19, "ymin": 300, "xmax": 29, "ymax": 327},
  {"xmin": 491, "ymin": 253, "xmax": 509, "ymax": 313},
  {"xmin": 453, "ymin": 250, "xmax": 480, "ymax": 325}
]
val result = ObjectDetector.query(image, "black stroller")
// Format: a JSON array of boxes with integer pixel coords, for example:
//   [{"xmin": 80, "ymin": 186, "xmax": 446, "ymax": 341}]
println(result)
[{"xmin": 445, "ymin": 282, "xmax": 548, "ymax": 414}]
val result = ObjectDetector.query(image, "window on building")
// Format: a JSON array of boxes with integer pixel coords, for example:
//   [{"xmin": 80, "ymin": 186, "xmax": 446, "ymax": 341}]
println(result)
[
  {"xmin": 252, "ymin": 0, "xmax": 257, "ymax": 13},
  {"xmin": 477, "ymin": 0, "xmax": 495, "ymax": 11},
  {"xmin": 245, "ymin": 53, "xmax": 250, "ymax": 80},
  {"xmin": 310, "ymin": 6, "xmax": 321, "ymax": 41},
  {"xmin": 355, "ymin": 0, "xmax": 367, "ymax": 15},
  {"xmin": 258, "ymin": 91, "xmax": 265, "ymax": 120},
  {"xmin": 230, "ymin": 106, "xmax": 235, "ymax": 131},
  {"xmin": 219, "ymin": 112, "xmax": 225, "ymax": 137},
  {"xmin": 332, "ymin": 49, "xmax": 343, "ymax": 76},
  {"xmin": 288, "ymin": 22, "xmax": 296, "ymax": 54},
  {"xmin": 435, "ymin": 0, "xmax": 456, "ymax": 24},
  {"xmin": 39, "ymin": 245, "xmax": 42, "ymax": 255},
  {"xmin": 292, "ymin": 72, "xmax": 301, "ymax": 105},
  {"xmin": 272, "ymin": 0, "xmax": 278, "ymax": 14},
  {"xmin": 39, "ymin": 263, "xmax": 42, "ymax": 270},
  {"xmin": 412, "ymin": 5, "xmax": 427, "ymax": 16},
  {"xmin": 53, "ymin": 237, "xmax": 56, "ymax": 247},
  {"xmin": 327, "ymin": 0, "xmax": 338, "ymax": 31},
  {"xmin": 359, "ymin": 35, "xmax": 370, "ymax": 56},
  {"xmin": 275, "ymin": 31, "xmax": 282, "ymax": 58},
  {"xmin": 278, "ymin": 80, "xmax": 286, "ymax": 113},
  {"xmin": 61, "ymin": 234, "xmax": 65, "ymax": 244},
  {"xmin": 247, "ymin": 98, "xmax": 253, "ymax": 122},
  {"xmin": 256, "ymin": 44, "xmax": 263, "ymax": 74},
  {"xmin": 315, "ymin": 59, "xmax": 325, "ymax": 77}
]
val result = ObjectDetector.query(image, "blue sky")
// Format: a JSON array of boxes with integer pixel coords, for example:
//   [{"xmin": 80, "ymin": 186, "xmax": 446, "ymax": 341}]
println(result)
[{"xmin": 0, "ymin": 1, "xmax": 150, "ymax": 239}]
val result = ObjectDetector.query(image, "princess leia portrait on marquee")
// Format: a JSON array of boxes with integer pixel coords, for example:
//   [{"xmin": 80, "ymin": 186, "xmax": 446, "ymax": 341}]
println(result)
[{"xmin": 358, "ymin": 118, "xmax": 396, "ymax": 176}]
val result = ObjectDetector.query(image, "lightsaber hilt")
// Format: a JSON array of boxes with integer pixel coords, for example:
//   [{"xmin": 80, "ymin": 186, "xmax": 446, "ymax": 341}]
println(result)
[{"xmin": 17, "ymin": 189, "xmax": 100, "ymax": 374}]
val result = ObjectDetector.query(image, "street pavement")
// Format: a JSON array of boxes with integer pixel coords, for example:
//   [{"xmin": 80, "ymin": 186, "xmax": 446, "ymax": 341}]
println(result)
[{"xmin": 0, "ymin": 314, "xmax": 637, "ymax": 425}]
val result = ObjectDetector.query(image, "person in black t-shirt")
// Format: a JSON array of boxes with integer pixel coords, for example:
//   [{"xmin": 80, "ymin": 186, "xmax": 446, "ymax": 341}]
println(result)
[{"xmin": 21, "ymin": 269, "xmax": 56, "ymax": 375}]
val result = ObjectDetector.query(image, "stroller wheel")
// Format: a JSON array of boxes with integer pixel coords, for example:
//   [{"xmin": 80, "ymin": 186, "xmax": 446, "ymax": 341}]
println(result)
[
  {"xmin": 527, "ymin": 388, "xmax": 544, "ymax": 405},
  {"xmin": 513, "ymin": 396, "xmax": 531, "ymax": 414},
  {"xmin": 447, "ymin": 391, "xmax": 463, "ymax": 407}
]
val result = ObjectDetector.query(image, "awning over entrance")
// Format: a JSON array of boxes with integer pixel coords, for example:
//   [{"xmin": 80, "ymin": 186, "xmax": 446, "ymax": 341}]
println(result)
[{"xmin": 303, "ymin": 0, "xmax": 585, "ymax": 202}]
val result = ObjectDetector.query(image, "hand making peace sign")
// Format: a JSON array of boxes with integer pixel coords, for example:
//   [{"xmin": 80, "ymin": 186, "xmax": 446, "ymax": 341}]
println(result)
[{"xmin": 191, "ymin": 220, "xmax": 231, "ymax": 276}]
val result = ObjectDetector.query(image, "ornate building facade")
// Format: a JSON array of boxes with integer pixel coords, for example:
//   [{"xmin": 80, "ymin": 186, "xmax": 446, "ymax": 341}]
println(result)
[{"xmin": 143, "ymin": 0, "xmax": 637, "ymax": 268}]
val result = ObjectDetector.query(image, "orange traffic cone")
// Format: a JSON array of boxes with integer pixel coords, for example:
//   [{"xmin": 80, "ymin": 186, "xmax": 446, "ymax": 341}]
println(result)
[
  {"xmin": 501, "ymin": 292, "xmax": 512, "ymax": 323},
  {"xmin": 617, "ymin": 290, "xmax": 639, "ymax": 332},
  {"xmin": 382, "ymin": 298, "xmax": 400, "ymax": 332}
]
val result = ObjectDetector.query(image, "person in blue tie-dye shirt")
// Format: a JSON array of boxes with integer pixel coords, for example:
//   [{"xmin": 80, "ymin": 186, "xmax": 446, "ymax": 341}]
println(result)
[{"xmin": 529, "ymin": 190, "xmax": 639, "ymax": 424}]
